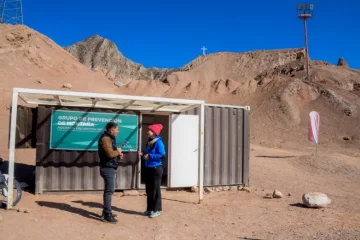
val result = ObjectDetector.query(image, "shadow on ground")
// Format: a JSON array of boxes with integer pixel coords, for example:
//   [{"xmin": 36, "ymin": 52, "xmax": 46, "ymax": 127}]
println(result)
[
  {"xmin": 72, "ymin": 200, "xmax": 144, "ymax": 216},
  {"xmin": 289, "ymin": 203, "xmax": 308, "ymax": 208},
  {"xmin": 255, "ymin": 156, "xmax": 295, "ymax": 159},
  {"xmin": 36, "ymin": 201, "xmax": 101, "ymax": 221},
  {"xmin": 162, "ymin": 198, "xmax": 198, "ymax": 205},
  {"xmin": 238, "ymin": 237, "xmax": 263, "ymax": 240}
]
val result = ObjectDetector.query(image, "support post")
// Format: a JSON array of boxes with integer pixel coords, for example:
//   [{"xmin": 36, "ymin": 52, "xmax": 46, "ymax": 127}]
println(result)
[
  {"xmin": 7, "ymin": 89, "xmax": 18, "ymax": 209},
  {"xmin": 136, "ymin": 113, "xmax": 142, "ymax": 189},
  {"xmin": 304, "ymin": 18, "xmax": 310, "ymax": 80},
  {"xmin": 198, "ymin": 103, "xmax": 205, "ymax": 203}
]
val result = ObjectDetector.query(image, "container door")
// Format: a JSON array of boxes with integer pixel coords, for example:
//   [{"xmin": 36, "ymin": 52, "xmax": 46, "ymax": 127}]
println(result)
[{"xmin": 169, "ymin": 114, "xmax": 199, "ymax": 188}]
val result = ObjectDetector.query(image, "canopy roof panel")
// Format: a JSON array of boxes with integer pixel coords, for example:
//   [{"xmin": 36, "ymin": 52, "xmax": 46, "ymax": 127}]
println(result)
[{"xmin": 16, "ymin": 88, "xmax": 204, "ymax": 113}]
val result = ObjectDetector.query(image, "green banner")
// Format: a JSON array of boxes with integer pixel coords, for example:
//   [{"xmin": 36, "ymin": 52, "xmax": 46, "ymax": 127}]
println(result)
[{"xmin": 50, "ymin": 110, "xmax": 138, "ymax": 151}]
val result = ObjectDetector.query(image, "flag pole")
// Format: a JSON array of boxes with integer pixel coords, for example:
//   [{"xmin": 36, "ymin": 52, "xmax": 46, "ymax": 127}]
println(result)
[{"xmin": 308, "ymin": 111, "xmax": 320, "ymax": 156}]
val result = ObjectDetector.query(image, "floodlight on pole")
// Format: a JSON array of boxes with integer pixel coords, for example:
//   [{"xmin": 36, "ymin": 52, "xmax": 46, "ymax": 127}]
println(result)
[{"xmin": 297, "ymin": 4, "xmax": 313, "ymax": 80}]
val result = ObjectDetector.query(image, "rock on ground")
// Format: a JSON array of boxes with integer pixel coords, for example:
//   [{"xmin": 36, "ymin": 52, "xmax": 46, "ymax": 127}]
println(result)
[
  {"xmin": 229, "ymin": 186, "xmax": 237, "ymax": 191},
  {"xmin": 264, "ymin": 193, "xmax": 273, "ymax": 199},
  {"xmin": 123, "ymin": 190, "xmax": 140, "ymax": 196},
  {"xmin": 223, "ymin": 186, "xmax": 230, "ymax": 191},
  {"xmin": 273, "ymin": 190, "xmax": 283, "ymax": 198},
  {"xmin": 191, "ymin": 186, "xmax": 199, "ymax": 193},
  {"xmin": 62, "ymin": 83, "xmax": 72, "ymax": 89},
  {"xmin": 204, "ymin": 187, "xmax": 213, "ymax": 193},
  {"xmin": 241, "ymin": 187, "xmax": 251, "ymax": 193},
  {"xmin": 139, "ymin": 191, "xmax": 146, "ymax": 196},
  {"xmin": 302, "ymin": 192, "xmax": 331, "ymax": 208},
  {"xmin": 215, "ymin": 187, "xmax": 222, "ymax": 192},
  {"xmin": 17, "ymin": 208, "xmax": 26, "ymax": 213}
]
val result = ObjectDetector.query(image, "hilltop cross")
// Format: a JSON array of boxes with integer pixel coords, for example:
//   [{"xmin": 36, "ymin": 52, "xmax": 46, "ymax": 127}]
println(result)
[{"xmin": 201, "ymin": 46, "xmax": 207, "ymax": 55}]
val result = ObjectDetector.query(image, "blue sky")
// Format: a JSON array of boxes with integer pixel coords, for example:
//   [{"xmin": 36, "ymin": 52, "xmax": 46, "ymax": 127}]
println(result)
[{"xmin": 23, "ymin": 0, "xmax": 359, "ymax": 69}]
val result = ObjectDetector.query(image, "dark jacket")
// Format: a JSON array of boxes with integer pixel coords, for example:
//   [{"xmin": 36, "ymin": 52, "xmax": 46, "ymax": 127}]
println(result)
[
  {"xmin": 98, "ymin": 131, "xmax": 119, "ymax": 169},
  {"xmin": 142, "ymin": 136, "xmax": 166, "ymax": 168}
]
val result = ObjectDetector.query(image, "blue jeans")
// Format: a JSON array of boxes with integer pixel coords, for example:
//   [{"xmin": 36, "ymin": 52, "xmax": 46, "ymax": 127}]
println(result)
[{"xmin": 100, "ymin": 167, "xmax": 117, "ymax": 214}]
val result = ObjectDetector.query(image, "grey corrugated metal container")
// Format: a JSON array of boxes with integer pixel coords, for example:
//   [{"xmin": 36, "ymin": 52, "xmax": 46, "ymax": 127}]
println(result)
[
  {"xmin": 33, "ymin": 104, "xmax": 249, "ymax": 194},
  {"xmin": 184, "ymin": 104, "xmax": 250, "ymax": 187}
]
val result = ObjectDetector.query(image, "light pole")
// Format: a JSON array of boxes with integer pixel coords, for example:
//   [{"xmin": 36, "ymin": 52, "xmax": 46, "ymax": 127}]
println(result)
[{"xmin": 297, "ymin": 4, "xmax": 314, "ymax": 80}]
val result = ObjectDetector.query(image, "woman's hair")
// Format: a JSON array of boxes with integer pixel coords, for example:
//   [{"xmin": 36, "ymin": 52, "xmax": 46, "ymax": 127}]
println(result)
[{"xmin": 106, "ymin": 122, "xmax": 118, "ymax": 131}]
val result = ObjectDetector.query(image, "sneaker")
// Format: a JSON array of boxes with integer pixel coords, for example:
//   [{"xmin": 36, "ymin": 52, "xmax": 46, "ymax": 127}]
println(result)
[
  {"xmin": 143, "ymin": 210, "xmax": 152, "ymax": 216},
  {"xmin": 102, "ymin": 213, "xmax": 118, "ymax": 223},
  {"xmin": 150, "ymin": 211, "xmax": 161, "ymax": 218},
  {"xmin": 100, "ymin": 211, "xmax": 117, "ymax": 220}
]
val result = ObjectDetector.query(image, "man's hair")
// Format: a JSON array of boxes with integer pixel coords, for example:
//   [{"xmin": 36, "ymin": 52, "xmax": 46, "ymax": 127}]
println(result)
[{"xmin": 106, "ymin": 121, "xmax": 118, "ymax": 131}]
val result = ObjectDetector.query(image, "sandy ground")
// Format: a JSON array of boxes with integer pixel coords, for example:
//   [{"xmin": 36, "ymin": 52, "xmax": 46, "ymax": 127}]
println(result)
[{"xmin": 1, "ymin": 144, "xmax": 359, "ymax": 240}]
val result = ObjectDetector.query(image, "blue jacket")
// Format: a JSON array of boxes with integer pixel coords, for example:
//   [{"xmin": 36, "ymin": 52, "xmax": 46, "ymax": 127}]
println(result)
[{"xmin": 142, "ymin": 136, "xmax": 166, "ymax": 168}]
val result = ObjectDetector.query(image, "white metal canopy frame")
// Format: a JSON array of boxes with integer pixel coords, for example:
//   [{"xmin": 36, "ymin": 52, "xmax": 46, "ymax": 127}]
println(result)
[{"xmin": 7, "ymin": 88, "xmax": 206, "ymax": 209}]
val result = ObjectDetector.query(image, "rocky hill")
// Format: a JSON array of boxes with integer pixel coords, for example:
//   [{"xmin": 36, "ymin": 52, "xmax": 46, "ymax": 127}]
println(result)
[{"xmin": 65, "ymin": 35, "xmax": 178, "ymax": 85}]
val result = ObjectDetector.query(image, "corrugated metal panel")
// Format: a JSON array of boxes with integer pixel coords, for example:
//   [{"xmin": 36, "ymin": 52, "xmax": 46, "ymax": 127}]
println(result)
[
  {"xmin": 184, "ymin": 105, "xmax": 250, "ymax": 187},
  {"xmin": 35, "ymin": 104, "xmax": 250, "ymax": 193},
  {"xmin": 35, "ymin": 106, "xmax": 137, "ymax": 193}
]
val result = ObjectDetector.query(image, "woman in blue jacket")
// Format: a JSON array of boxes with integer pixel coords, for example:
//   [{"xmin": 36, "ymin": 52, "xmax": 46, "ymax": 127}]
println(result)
[{"xmin": 138, "ymin": 124, "xmax": 166, "ymax": 218}]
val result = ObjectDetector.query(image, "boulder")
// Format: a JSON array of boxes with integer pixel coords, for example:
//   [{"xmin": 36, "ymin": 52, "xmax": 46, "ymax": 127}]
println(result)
[{"xmin": 302, "ymin": 192, "xmax": 331, "ymax": 208}]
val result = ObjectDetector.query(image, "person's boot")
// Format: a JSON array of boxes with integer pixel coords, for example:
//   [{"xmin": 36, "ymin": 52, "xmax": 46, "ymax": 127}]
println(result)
[
  {"xmin": 102, "ymin": 212, "xmax": 118, "ymax": 223},
  {"xmin": 101, "ymin": 211, "xmax": 117, "ymax": 220}
]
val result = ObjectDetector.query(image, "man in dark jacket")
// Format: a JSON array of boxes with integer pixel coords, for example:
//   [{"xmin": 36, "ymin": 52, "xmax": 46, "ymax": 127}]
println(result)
[{"xmin": 98, "ymin": 122, "xmax": 123, "ymax": 223}]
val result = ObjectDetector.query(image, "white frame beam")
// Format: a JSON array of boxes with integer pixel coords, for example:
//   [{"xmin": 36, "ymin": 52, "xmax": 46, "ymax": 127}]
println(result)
[
  {"xmin": 198, "ymin": 103, "xmax": 205, "ymax": 203},
  {"xmin": 16, "ymin": 88, "xmax": 204, "ymax": 106},
  {"xmin": 54, "ymin": 95, "xmax": 62, "ymax": 106},
  {"xmin": 151, "ymin": 103, "xmax": 168, "ymax": 112},
  {"xmin": 122, "ymin": 100, "xmax": 135, "ymax": 110},
  {"xmin": 7, "ymin": 88, "xmax": 18, "ymax": 209}
]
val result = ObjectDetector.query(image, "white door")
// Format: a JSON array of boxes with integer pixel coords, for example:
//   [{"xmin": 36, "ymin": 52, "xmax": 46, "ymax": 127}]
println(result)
[{"xmin": 169, "ymin": 114, "xmax": 199, "ymax": 188}]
